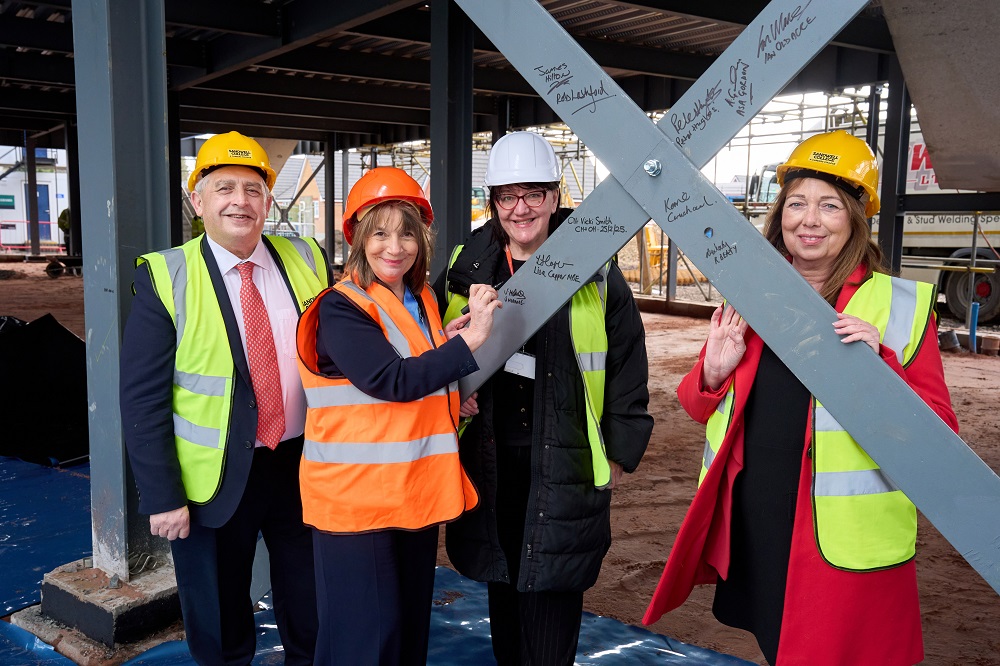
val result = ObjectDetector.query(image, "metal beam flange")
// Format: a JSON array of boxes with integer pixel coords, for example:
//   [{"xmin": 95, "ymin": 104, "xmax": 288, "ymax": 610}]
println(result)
[{"xmin": 455, "ymin": 0, "xmax": 1000, "ymax": 594}]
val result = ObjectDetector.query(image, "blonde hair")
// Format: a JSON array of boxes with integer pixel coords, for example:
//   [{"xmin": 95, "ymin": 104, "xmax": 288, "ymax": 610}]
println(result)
[
  {"xmin": 342, "ymin": 199, "xmax": 435, "ymax": 294},
  {"xmin": 762, "ymin": 175, "xmax": 888, "ymax": 305}
]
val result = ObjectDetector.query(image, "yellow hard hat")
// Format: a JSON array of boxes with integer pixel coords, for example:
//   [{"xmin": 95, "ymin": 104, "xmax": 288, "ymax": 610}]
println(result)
[
  {"xmin": 187, "ymin": 131, "xmax": 277, "ymax": 192},
  {"xmin": 777, "ymin": 130, "xmax": 880, "ymax": 217}
]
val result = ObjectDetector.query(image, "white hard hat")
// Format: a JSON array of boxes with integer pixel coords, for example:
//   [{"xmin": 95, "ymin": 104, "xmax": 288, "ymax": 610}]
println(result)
[{"xmin": 484, "ymin": 132, "xmax": 560, "ymax": 186}]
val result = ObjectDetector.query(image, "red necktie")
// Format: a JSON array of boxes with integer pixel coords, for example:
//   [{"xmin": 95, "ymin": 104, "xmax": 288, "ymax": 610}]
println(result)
[{"xmin": 237, "ymin": 261, "xmax": 285, "ymax": 450}]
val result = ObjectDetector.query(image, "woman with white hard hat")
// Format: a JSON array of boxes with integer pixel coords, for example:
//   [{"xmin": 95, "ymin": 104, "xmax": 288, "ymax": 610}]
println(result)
[{"xmin": 435, "ymin": 131, "xmax": 653, "ymax": 665}]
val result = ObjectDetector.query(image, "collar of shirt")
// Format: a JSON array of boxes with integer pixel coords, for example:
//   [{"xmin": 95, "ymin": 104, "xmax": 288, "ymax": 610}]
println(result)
[{"xmin": 205, "ymin": 234, "xmax": 276, "ymax": 277}]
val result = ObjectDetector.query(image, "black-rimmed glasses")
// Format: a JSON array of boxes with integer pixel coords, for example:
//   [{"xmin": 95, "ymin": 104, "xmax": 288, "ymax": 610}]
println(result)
[{"xmin": 495, "ymin": 190, "xmax": 548, "ymax": 210}]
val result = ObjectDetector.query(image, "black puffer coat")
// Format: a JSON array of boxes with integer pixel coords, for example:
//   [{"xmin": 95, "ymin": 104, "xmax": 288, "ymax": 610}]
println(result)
[{"xmin": 437, "ymin": 213, "xmax": 653, "ymax": 593}]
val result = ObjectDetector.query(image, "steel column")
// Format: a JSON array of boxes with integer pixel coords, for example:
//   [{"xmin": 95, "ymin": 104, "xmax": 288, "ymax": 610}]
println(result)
[
  {"xmin": 429, "ymin": 0, "xmax": 474, "ymax": 284},
  {"xmin": 63, "ymin": 122, "xmax": 82, "ymax": 257},
  {"xmin": 342, "ymin": 147, "xmax": 350, "ymax": 264},
  {"xmin": 168, "ymin": 90, "xmax": 183, "ymax": 248},
  {"xmin": 456, "ymin": 0, "xmax": 1000, "ymax": 594},
  {"xmin": 325, "ymin": 133, "xmax": 337, "ymax": 262},
  {"xmin": 71, "ymin": 0, "xmax": 172, "ymax": 579},
  {"xmin": 878, "ymin": 57, "xmax": 910, "ymax": 273},
  {"xmin": 25, "ymin": 136, "xmax": 40, "ymax": 256}
]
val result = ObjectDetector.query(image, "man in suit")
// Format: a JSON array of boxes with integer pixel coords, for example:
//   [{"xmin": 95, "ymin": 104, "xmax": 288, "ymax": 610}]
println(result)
[{"xmin": 120, "ymin": 131, "xmax": 329, "ymax": 665}]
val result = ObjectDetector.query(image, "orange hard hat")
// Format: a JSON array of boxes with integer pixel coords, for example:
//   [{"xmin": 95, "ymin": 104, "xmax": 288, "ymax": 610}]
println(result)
[
  {"xmin": 187, "ymin": 131, "xmax": 276, "ymax": 192},
  {"xmin": 343, "ymin": 167, "xmax": 433, "ymax": 245},
  {"xmin": 777, "ymin": 130, "xmax": 880, "ymax": 217}
]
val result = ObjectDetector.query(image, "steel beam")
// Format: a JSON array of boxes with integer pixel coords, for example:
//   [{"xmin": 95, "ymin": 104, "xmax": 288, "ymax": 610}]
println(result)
[
  {"xmin": 179, "ymin": 88, "xmax": 430, "ymax": 126},
  {"xmin": 325, "ymin": 134, "xmax": 337, "ymax": 262},
  {"xmin": 455, "ymin": 0, "xmax": 1000, "ymax": 594},
  {"xmin": 71, "ymin": 0, "xmax": 172, "ymax": 579},
  {"xmin": 429, "ymin": 0, "xmax": 474, "ymax": 284},
  {"xmin": 193, "ymin": 71, "xmax": 496, "ymax": 116},
  {"xmin": 64, "ymin": 122, "xmax": 82, "ymax": 257},
  {"xmin": 169, "ymin": 0, "xmax": 423, "ymax": 89},
  {"xmin": 25, "ymin": 137, "xmax": 40, "ymax": 256},
  {"xmin": 879, "ymin": 56, "xmax": 909, "ymax": 273}
]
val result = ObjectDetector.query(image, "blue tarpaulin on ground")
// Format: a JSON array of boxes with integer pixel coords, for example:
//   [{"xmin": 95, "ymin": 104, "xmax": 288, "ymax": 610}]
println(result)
[
  {"xmin": 0, "ymin": 458, "xmax": 91, "ymax": 615},
  {"xmin": 0, "ymin": 457, "xmax": 752, "ymax": 665}
]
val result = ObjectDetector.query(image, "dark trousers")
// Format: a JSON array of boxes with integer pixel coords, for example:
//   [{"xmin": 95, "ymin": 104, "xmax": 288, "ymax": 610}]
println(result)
[
  {"xmin": 489, "ymin": 445, "xmax": 585, "ymax": 666},
  {"xmin": 170, "ymin": 438, "xmax": 318, "ymax": 666},
  {"xmin": 313, "ymin": 525, "xmax": 439, "ymax": 666}
]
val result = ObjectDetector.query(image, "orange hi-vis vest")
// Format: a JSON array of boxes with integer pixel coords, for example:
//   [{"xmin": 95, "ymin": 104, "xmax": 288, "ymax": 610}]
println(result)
[{"xmin": 296, "ymin": 277, "xmax": 479, "ymax": 533}]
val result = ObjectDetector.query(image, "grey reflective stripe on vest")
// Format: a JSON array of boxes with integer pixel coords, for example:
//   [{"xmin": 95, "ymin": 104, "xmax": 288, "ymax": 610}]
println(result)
[
  {"xmin": 285, "ymin": 236, "xmax": 318, "ymax": 274},
  {"xmin": 577, "ymin": 351, "xmax": 607, "ymax": 372},
  {"xmin": 161, "ymin": 247, "xmax": 188, "ymax": 346},
  {"xmin": 173, "ymin": 414, "xmax": 220, "ymax": 447},
  {"xmin": 703, "ymin": 438, "xmax": 716, "ymax": 469},
  {"xmin": 303, "ymin": 432, "xmax": 458, "ymax": 464},
  {"xmin": 716, "ymin": 392, "xmax": 729, "ymax": 414},
  {"xmin": 340, "ymin": 282, "xmax": 411, "ymax": 356},
  {"xmin": 884, "ymin": 276, "xmax": 918, "ymax": 364},
  {"xmin": 304, "ymin": 382, "xmax": 447, "ymax": 408},
  {"xmin": 175, "ymin": 370, "xmax": 228, "ymax": 397},
  {"xmin": 814, "ymin": 468, "xmax": 899, "ymax": 496},
  {"xmin": 813, "ymin": 405, "xmax": 844, "ymax": 432}
]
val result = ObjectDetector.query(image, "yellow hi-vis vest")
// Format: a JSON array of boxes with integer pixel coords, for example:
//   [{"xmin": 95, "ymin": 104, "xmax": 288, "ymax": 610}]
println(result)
[
  {"xmin": 701, "ymin": 273, "xmax": 936, "ymax": 570},
  {"xmin": 296, "ymin": 278, "xmax": 479, "ymax": 533},
  {"xmin": 442, "ymin": 246, "xmax": 613, "ymax": 488},
  {"xmin": 138, "ymin": 235, "xmax": 328, "ymax": 504}
]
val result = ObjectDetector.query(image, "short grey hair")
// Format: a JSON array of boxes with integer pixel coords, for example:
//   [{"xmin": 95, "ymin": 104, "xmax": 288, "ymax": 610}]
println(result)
[{"xmin": 193, "ymin": 167, "xmax": 271, "ymax": 199}]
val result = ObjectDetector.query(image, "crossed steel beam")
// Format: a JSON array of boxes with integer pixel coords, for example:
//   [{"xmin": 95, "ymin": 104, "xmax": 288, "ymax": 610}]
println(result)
[{"xmin": 454, "ymin": 0, "xmax": 1000, "ymax": 594}]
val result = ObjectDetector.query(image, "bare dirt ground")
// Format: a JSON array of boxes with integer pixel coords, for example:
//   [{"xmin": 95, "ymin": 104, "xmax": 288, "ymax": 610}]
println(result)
[{"xmin": 2, "ymin": 259, "xmax": 999, "ymax": 665}]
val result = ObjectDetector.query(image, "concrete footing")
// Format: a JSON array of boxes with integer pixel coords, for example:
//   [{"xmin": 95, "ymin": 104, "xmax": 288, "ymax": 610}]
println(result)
[
  {"xmin": 10, "ymin": 605, "xmax": 184, "ymax": 666},
  {"xmin": 10, "ymin": 558, "xmax": 183, "ymax": 664}
]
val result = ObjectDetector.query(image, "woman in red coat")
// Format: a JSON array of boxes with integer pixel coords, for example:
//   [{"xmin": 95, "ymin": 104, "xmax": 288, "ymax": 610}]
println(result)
[{"xmin": 643, "ymin": 131, "xmax": 958, "ymax": 665}]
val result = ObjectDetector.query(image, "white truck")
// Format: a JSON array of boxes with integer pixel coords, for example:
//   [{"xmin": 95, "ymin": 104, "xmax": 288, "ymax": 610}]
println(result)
[{"xmin": 744, "ymin": 139, "xmax": 1000, "ymax": 323}]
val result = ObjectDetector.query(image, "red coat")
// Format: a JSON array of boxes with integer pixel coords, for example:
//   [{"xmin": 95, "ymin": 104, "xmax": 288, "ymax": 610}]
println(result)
[{"xmin": 643, "ymin": 267, "xmax": 959, "ymax": 665}]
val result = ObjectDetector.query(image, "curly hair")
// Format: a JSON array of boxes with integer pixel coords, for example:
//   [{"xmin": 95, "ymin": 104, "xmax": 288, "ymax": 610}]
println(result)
[{"xmin": 762, "ymin": 176, "xmax": 888, "ymax": 305}]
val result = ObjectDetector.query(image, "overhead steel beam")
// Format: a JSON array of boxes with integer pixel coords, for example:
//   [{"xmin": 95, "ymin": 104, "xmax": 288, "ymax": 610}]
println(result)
[
  {"xmin": 902, "ymin": 193, "xmax": 1000, "ymax": 214},
  {"xmin": 349, "ymin": 10, "xmax": 713, "ymax": 80},
  {"xmin": 259, "ymin": 45, "xmax": 536, "ymax": 96},
  {"xmin": 457, "ymin": 0, "xmax": 1000, "ymax": 596},
  {"xmin": 178, "ymin": 88, "xmax": 429, "ymax": 126},
  {"xmin": 601, "ymin": 0, "xmax": 894, "ymax": 52},
  {"xmin": 0, "ymin": 87, "xmax": 75, "ymax": 115},
  {"xmin": 0, "ymin": 15, "xmax": 74, "ymax": 53},
  {"xmin": 192, "ymin": 71, "xmax": 497, "ymax": 115},
  {"xmin": 180, "ymin": 106, "xmax": 404, "ymax": 136},
  {"xmin": 169, "ymin": 0, "xmax": 425, "ymax": 89},
  {"xmin": 178, "ymin": 120, "xmax": 380, "ymax": 146},
  {"xmin": 0, "ymin": 113, "xmax": 65, "ymax": 131},
  {"xmin": 165, "ymin": 37, "xmax": 208, "ymax": 70},
  {"xmin": 164, "ymin": 0, "xmax": 280, "ymax": 37},
  {"xmin": 0, "ymin": 50, "xmax": 75, "ymax": 86},
  {"xmin": 18, "ymin": 0, "xmax": 282, "ymax": 36}
]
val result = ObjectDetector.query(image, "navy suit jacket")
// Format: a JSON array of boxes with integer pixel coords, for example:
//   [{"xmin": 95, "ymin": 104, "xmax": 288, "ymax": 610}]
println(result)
[{"xmin": 120, "ymin": 235, "xmax": 325, "ymax": 528}]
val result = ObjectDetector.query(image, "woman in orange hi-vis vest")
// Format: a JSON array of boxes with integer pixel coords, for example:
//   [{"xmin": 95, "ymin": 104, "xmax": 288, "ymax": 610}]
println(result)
[{"xmin": 296, "ymin": 167, "xmax": 502, "ymax": 665}]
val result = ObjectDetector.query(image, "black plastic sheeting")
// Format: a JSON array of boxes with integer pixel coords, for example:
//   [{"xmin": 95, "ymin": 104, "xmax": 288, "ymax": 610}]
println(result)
[
  {"xmin": 0, "ymin": 458, "xmax": 753, "ymax": 665},
  {"xmin": 0, "ymin": 314, "xmax": 89, "ymax": 465}
]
